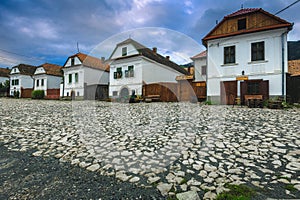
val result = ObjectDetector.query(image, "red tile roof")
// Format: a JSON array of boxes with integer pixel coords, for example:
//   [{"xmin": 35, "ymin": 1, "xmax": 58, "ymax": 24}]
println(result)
[
  {"xmin": 225, "ymin": 8, "xmax": 260, "ymax": 18},
  {"xmin": 12, "ymin": 64, "xmax": 36, "ymax": 76},
  {"xmin": 38, "ymin": 63, "xmax": 63, "ymax": 77},
  {"xmin": 191, "ymin": 50, "xmax": 207, "ymax": 59},
  {"xmin": 67, "ymin": 52, "xmax": 109, "ymax": 72}
]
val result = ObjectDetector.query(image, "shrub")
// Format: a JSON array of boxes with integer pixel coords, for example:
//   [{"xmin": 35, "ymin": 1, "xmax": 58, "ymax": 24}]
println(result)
[{"xmin": 32, "ymin": 90, "xmax": 45, "ymax": 99}]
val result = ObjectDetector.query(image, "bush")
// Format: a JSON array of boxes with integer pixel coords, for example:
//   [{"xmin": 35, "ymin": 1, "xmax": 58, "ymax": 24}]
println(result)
[
  {"xmin": 32, "ymin": 90, "xmax": 45, "ymax": 99},
  {"xmin": 13, "ymin": 90, "xmax": 20, "ymax": 98}
]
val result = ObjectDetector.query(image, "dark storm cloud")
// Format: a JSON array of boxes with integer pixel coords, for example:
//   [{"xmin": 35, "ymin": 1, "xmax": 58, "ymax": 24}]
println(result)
[{"xmin": 0, "ymin": 0, "xmax": 299, "ymax": 68}]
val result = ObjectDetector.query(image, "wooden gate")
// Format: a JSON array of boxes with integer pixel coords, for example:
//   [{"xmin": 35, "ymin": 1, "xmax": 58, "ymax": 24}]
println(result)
[
  {"xmin": 287, "ymin": 74, "xmax": 300, "ymax": 103},
  {"xmin": 240, "ymin": 80, "xmax": 269, "ymax": 105},
  {"xmin": 220, "ymin": 81, "xmax": 237, "ymax": 105}
]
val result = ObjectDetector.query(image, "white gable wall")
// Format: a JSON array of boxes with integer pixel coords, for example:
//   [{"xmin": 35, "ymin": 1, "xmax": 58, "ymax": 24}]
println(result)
[
  {"xmin": 207, "ymin": 28, "xmax": 289, "ymax": 103},
  {"xmin": 65, "ymin": 57, "xmax": 82, "ymax": 67},
  {"xmin": 110, "ymin": 44, "xmax": 140, "ymax": 59}
]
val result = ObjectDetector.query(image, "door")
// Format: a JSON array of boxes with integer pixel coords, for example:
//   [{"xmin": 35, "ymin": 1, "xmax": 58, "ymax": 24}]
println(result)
[{"xmin": 220, "ymin": 81, "xmax": 237, "ymax": 105}]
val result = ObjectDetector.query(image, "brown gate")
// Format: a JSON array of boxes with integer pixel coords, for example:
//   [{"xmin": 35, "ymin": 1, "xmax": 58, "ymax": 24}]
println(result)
[
  {"xmin": 220, "ymin": 81, "xmax": 237, "ymax": 105},
  {"xmin": 287, "ymin": 74, "xmax": 300, "ymax": 103},
  {"xmin": 240, "ymin": 80, "xmax": 269, "ymax": 105}
]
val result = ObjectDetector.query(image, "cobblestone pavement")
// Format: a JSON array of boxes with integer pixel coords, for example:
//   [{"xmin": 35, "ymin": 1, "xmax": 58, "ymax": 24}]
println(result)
[{"xmin": 0, "ymin": 98, "xmax": 299, "ymax": 199}]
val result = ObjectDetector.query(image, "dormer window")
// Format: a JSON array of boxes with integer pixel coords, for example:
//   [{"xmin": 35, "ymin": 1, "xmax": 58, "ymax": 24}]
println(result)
[
  {"xmin": 238, "ymin": 18, "xmax": 246, "ymax": 30},
  {"xmin": 122, "ymin": 47, "xmax": 127, "ymax": 56}
]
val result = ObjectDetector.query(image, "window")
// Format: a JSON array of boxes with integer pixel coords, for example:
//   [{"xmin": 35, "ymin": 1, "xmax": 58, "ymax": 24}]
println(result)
[
  {"xmin": 77, "ymin": 91, "xmax": 80, "ymax": 96},
  {"xmin": 71, "ymin": 58, "xmax": 75, "ymax": 66},
  {"xmin": 122, "ymin": 47, "xmax": 127, "ymax": 56},
  {"xmin": 15, "ymin": 79, "xmax": 19, "ymax": 85},
  {"xmin": 41, "ymin": 79, "xmax": 44, "ymax": 86},
  {"xmin": 113, "ymin": 91, "xmax": 118, "ymax": 96},
  {"xmin": 69, "ymin": 74, "xmax": 72, "ymax": 83},
  {"xmin": 125, "ymin": 65, "xmax": 134, "ymax": 77},
  {"xmin": 67, "ymin": 92, "xmax": 69, "ymax": 96},
  {"xmin": 238, "ymin": 18, "xmax": 246, "ymax": 30},
  {"xmin": 201, "ymin": 66, "xmax": 207, "ymax": 75},
  {"xmin": 75, "ymin": 73, "xmax": 78, "ymax": 83},
  {"xmin": 114, "ymin": 67, "xmax": 122, "ymax": 79},
  {"xmin": 36, "ymin": 79, "xmax": 39, "ymax": 87},
  {"xmin": 224, "ymin": 46, "xmax": 235, "ymax": 64},
  {"xmin": 248, "ymin": 82, "xmax": 260, "ymax": 94},
  {"xmin": 251, "ymin": 41, "xmax": 265, "ymax": 61}
]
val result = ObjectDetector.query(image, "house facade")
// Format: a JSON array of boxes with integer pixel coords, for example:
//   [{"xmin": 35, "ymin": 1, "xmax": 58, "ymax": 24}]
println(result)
[
  {"xmin": 9, "ymin": 64, "xmax": 36, "ymax": 98},
  {"xmin": 192, "ymin": 50, "xmax": 207, "ymax": 82},
  {"xmin": 61, "ymin": 53, "xmax": 109, "ymax": 100},
  {"xmin": 33, "ymin": 63, "xmax": 63, "ymax": 99},
  {"xmin": 202, "ymin": 8, "xmax": 293, "ymax": 104},
  {"xmin": 109, "ymin": 38, "xmax": 189, "ymax": 99}
]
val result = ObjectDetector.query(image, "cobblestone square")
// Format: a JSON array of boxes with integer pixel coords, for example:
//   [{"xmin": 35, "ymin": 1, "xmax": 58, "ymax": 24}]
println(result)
[{"xmin": 0, "ymin": 99, "xmax": 299, "ymax": 199}]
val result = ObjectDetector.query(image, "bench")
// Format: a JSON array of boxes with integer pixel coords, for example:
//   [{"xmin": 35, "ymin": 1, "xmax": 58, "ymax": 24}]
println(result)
[
  {"xmin": 144, "ymin": 95, "xmax": 161, "ymax": 102},
  {"xmin": 244, "ymin": 95, "xmax": 263, "ymax": 108}
]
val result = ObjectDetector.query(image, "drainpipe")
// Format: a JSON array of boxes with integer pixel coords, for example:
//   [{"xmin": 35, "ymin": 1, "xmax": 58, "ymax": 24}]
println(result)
[{"xmin": 281, "ymin": 32, "xmax": 285, "ymax": 99}]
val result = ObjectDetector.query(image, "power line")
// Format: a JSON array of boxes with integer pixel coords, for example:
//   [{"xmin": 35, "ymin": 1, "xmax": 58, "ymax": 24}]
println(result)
[
  {"xmin": 274, "ymin": 0, "xmax": 300, "ymax": 15},
  {"xmin": 0, "ymin": 48, "xmax": 45, "ymax": 62}
]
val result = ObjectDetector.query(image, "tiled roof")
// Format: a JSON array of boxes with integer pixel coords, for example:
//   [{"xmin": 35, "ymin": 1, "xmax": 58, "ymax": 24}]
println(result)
[
  {"xmin": 68, "ymin": 52, "xmax": 109, "ymax": 72},
  {"xmin": 113, "ymin": 39, "xmax": 189, "ymax": 75},
  {"xmin": 12, "ymin": 64, "xmax": 36, "ymax": 75},
  {"xmin": 191, "ymin": 50, "xmax": 207, "ymax": 60},
  {"xmin": 0, "ymin": 67, "xmax": 10, "ymax": 77},
  {"xmin": 38, "ymin": 63, "xmax": 63, "ymax": 76},
  {"xmin": 225, "ymin": 8, "xmax": 260, "ymax": 18}
]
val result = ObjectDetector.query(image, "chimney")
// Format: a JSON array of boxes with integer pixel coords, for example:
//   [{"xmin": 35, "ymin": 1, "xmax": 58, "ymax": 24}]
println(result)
[
  {"xmin": 166, "ymin": 56, "xmax": 170, "ymax": 60},
  {"xmin": 152, "ymin": 47, "xmax": 157, "ymax": 54}
]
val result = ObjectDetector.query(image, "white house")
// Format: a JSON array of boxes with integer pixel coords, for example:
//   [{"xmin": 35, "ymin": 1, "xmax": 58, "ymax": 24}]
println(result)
[
  {"xmin": 33, "ymin": 63, "xmax": 62, "ymax": 99},
  {"xmin": 109, "ymin": 38, "xmax": 189, "ymax": 99},
  {"xmin": 202, "ymin": 8, "xmax": 293, "ymax": 104},
  {"xmin": 9, "ymin": 64, "xmax": 36, "ymax": 98},
  {"xmin": 61, "ymin": 52, "xmax": 109, "ymax": 100},
  {"xmin": 191, "ymin": 50, "xmax": 207, "ymax": 82}
]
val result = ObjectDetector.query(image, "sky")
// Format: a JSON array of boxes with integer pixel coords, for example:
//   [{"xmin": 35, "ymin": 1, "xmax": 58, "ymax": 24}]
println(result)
[{"xmin": 0, "ymin": 0, "xmax": 300, "ymax": 68}]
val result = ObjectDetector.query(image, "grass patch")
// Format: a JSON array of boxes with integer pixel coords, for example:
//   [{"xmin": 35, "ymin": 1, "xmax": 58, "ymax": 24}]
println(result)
[
  {"xmin": 179, "ymin": 177, "xmax": 188, "ymax": 185},
  {"xmin": 285, "ymin": 184, "xmax": 297, "ymax": 192},
  {"xmin": 216, "ymin": 184, "xmax": 256, "ymax": 200}
]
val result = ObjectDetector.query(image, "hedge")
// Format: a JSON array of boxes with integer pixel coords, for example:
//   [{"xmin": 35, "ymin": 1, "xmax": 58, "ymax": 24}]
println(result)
[{"xmin": 32, "ymin": 90, "xmax": 45, "ymax": 99}]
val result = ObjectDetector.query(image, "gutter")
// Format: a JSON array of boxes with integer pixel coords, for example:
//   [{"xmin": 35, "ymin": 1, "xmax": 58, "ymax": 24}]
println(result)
[{"xmin": 281, "ymin": 33, "xmax": 285, "ymax": 98}]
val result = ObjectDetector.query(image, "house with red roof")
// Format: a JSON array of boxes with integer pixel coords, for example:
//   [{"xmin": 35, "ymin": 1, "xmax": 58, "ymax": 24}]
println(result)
[
  {"xmin": 202, "ymin": 8, "xmax": 293, "ymax": 105},
  {"xmin": 61, "ymin": 52, "xmax": 109, "ymax": 100},
  {"xmin": 33, "ymin": 63, "xmax": 63, "ymax": 99}
]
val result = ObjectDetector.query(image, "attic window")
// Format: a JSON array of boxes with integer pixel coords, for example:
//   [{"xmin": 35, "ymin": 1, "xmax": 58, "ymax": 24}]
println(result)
[
  {"xmin": 122, "ymin": 47, "xmax": 127, "ymax": 56},
  {"xmin": 71, "ymin": 58, "xmax": 75, "ymax": 66},
  {"xmin": 238, "ymin": 18, "xmax": 246, "ymax": 30}
]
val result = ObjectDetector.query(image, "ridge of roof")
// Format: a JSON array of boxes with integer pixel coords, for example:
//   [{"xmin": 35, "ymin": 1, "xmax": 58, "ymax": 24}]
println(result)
[{"xmin": 225, "ymin": 8, "xmax": 261, "ymax": 18}]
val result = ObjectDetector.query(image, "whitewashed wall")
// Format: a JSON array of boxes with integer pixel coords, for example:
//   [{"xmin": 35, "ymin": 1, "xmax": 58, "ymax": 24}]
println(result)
[
  {"xmin": 194, "ymin": 57, "xmax": 207, "ymax": 82},
  {"xmin": 206, "ymin": 28, "xmax": 289, "ymax": 103},
  {"xmin": 110, "ymin": 43, "xmax": 140, "ymax": 59}
]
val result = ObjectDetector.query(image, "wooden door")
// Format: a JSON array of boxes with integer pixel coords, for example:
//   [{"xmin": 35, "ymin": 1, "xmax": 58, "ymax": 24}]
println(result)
[{"xmin": 220, "ymin": 81, "xmax": 237, "ymax": 105}]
